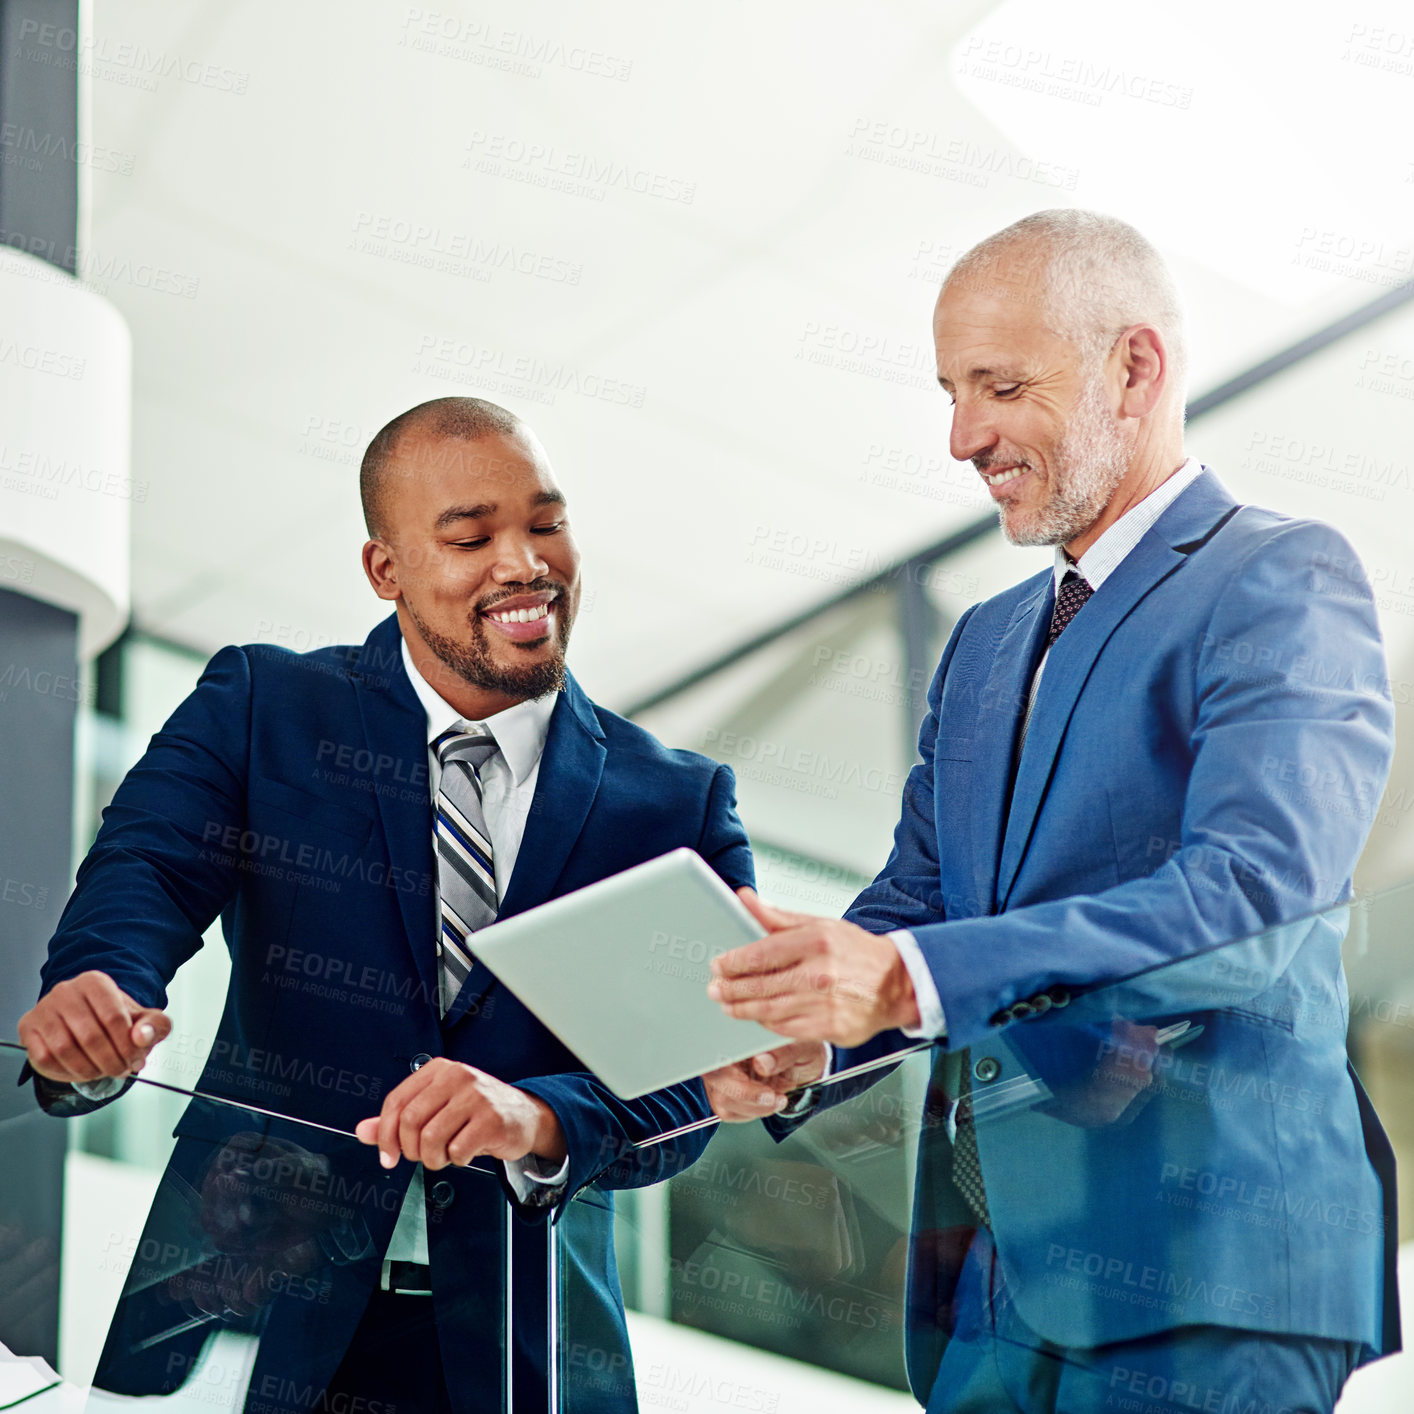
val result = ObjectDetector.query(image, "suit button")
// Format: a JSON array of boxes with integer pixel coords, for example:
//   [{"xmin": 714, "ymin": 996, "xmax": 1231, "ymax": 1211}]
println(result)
[
  {"xmin": 974, "ymin": 1056, "xmax": 1001, "ymax": 1084},
  {"xmin": 1008, "ymin": 1001, "xmax": 1034, "ymax": 1022},
  {"xmin": 430, "ymin": 1180, "xmax": 455, "ymax": 1209},
  {"xmin": 410, "ymin": 1053, "xmax": 432, "ymax": 1072},
  {"xmin": 1047, "ymin": 986, "xmax": 1071, "ymax": 1009},
  {"xmin": 1030, "ymin": 993, "xmax": 1053, "ymax": 1015}
]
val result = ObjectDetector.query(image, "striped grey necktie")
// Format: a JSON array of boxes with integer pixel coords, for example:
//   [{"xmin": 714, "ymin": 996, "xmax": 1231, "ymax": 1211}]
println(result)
[{"xmin": 433, "ymin": 727, "xmax": 500, "ymax": 1016}]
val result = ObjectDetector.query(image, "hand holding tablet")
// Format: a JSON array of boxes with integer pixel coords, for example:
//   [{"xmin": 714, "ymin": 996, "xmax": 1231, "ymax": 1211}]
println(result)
[{"xmin": 470, "ymin": 849, "xmax": 786, "ymax": 1098}]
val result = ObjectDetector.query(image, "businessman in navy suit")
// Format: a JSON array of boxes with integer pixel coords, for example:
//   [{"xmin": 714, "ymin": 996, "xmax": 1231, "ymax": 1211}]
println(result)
[
  {"xmin": 17, "ymin": 396, "xmax": 751, "ymax": 1413},
  {"xmin": 704, "ymin": 212, "xmax": 1397, "ymax": 1411}
]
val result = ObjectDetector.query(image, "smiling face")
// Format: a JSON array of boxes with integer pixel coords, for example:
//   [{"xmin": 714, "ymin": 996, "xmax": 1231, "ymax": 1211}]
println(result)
[
  {"xmin": 934, "ymin": 269, "xmax": 1132, "ymax": 549},
  {"xmin": 362, "ymin": 427, "xmax": 582, "ymax": 716}
]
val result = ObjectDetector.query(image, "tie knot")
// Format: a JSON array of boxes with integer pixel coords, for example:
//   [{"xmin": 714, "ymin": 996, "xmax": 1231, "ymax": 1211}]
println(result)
[
  {"xmin": 1047, "ymin": 569, "xmax": 1094, "ymax": 647},
  {"xmin": 435, "ymin": 727, "xmax": 499, "ymax": 770}
]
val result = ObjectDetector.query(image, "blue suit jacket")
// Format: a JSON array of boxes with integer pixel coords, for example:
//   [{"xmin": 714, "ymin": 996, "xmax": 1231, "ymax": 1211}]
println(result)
[
  {"xmin": 833, "ymin": 471, "xmax": 1397, "ymax": 1382},
  {"xmin": 36, "ymin": 612, "xmax": 753, "ymax": 1413}
]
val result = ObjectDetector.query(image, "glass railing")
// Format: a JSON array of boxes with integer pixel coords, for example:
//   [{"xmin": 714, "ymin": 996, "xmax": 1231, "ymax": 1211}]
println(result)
[
  {"xmin": 557, "ymin": 884, "xmax": 1414, "ymax": 1414},
  {"xmin": 0, "ymin": 1048, "xmax": 509, "ymax": 1411},
  {"xmin": 7, "ymin": 881, "xmax": 1413, "ymax": 1412}
]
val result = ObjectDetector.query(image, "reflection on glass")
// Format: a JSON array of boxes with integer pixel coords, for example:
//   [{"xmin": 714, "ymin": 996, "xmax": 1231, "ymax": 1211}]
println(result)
[
  {"xmin": 0, "ymin": 1049, "xmax": 507, "ymax": 1413},
  {"xmin": 560, "ymin": 898, "xmax": 1404, "ymax": 1414}
]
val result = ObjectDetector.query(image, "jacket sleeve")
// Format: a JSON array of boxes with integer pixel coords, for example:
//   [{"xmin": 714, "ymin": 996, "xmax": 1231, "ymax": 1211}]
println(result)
[
  {"xmin": 510, "ymin": 760, "xmax": 756, "ymax": 1215},
  {"xmin": 27, "ymin": 646, "xmax": 253, "ymax": 1113},
  {"xmin": 903, "ymin": 521, "xmax": 1395, "ymax": 1049}
]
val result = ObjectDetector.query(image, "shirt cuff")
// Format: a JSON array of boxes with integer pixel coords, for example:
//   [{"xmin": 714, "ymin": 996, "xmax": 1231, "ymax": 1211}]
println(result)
[
  {"xmin": 503, "ymin": 1152, "xmax": 571, "ymax": 1206},
  {"xmin": 889, "ymin": 930, "xmax": 947, "ymax": 1038}
]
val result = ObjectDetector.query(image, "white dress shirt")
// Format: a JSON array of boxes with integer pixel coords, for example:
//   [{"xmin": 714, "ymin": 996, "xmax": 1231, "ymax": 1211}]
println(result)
[
  {"xmin": 893, "ymin": 457, "xmax": 1206, "ymax": 1038},
  {"xmin": 385, "ymin": 636, "xmax": 566, "ymax": 1264}
]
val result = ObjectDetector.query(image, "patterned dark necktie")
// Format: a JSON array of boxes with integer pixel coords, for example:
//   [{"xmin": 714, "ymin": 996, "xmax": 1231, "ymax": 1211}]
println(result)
[
  {"xmin": 433, "ymin": 728, "xmax": 500, "ymax": 1016},
  {"xmin": 951, "ymin": 1066, "xmax": 991, "ymax": 1227},
  {"xmin": 952, "ymin": 567, "xmax": 1095, "ymax": 1225},
  {"xmin": 1047, "ymin": 567, "xmax": 1094, "ymax": 646}
]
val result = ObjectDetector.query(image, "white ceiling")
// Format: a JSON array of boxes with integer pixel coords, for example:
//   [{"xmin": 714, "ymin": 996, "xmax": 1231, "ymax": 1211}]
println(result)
[{"xmin": 83, "ymin": 0, "xmax": 1414, "ymax": 886}]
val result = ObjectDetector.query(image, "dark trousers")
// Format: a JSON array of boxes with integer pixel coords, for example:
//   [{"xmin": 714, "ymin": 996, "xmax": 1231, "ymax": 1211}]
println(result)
[
  {"xmin": 925, "ymin": 1230, "xmax": 1361, "ymax": 1414},
  {"xmin": 323, "ymin": 1289, "xmax": 456, "ymax": 1414}
]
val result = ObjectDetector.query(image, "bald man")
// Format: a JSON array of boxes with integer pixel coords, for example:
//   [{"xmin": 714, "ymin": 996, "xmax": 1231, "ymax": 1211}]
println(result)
[
  {"xmin": 705, "ymin": 212, "xmax": 1398, "ymax": 1412},
  {"xmin": 19, "ymin": 397, "xmax": 752, "ymax": 1414}
]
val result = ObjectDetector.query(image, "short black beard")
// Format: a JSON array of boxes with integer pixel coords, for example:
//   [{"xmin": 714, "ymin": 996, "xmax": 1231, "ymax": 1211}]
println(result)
[{"xmin": 406, "ymin": 590, "xmax": 572, "ymax": 701}]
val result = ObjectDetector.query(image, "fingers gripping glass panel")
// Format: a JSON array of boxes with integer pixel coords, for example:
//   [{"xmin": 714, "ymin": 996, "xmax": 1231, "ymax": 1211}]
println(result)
[{"xmin": 0, "ymin": 1047, "xmax": 510, "ymax": 1414}]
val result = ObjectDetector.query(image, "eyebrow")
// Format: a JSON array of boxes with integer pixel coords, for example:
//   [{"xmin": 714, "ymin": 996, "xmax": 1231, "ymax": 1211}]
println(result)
[
  {"xmin": 937, "ymin": 366, "xmax": 1024, "ymax": 391},
  {"xmin": 434, "ymin": 489, "xmax": 566, "ymax": 529}
]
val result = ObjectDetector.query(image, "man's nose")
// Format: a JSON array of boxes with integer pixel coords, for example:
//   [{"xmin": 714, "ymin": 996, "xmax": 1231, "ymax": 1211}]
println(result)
[
  {"xmin": 492, "ymin": 536, "xmax": 550, "ymax": 582},
  {"xmin": 948, "ymin": 399, "xmax": 997, "ymax": 465}
]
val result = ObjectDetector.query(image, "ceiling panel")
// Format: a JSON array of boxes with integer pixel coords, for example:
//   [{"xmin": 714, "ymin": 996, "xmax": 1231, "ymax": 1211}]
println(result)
[{"xmin": 83, "ymin": 0, "xmax": 1413, "ymax": 724}]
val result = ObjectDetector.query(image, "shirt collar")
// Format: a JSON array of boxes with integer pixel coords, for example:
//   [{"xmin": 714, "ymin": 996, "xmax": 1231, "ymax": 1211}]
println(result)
[
  {"xmin": 1054, "ymin": 456, "xmax": 1204, "ymax": 593},
  {"xmin": 399, "ymin": 635, "xmax": 557, "ymax": 787}
]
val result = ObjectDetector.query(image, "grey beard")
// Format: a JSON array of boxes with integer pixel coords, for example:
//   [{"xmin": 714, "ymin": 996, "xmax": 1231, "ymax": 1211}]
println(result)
[{"xmin": 998, "ymin": 373, "xmax": 1130, "ymax": 548}]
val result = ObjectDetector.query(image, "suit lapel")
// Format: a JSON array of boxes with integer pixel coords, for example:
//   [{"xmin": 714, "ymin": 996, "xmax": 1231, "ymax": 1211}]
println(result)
[
  {"xmin": 444, "ymin": 672, "xmax": 607, "ymax": 1028},
  {"xmin": 996, "ymin": 470, "xmax": 1240, "ymax": 908},
  {"xmin": 968, "ymin": 575, "xmax": 1051, "ymax": 917},
  {"xmin": 350, "ymin": 614, "xmax": 441, "ymax": 1011}
]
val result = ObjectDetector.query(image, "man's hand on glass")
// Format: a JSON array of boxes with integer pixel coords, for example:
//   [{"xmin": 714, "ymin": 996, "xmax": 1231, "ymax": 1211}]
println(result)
[
  {"xmin": 1045, "ymin": 1017, "xmax": 1161, "ymax": 1129},
  {"xmin": 702, "ymin": 1041, "xmax": 829, "ymax": 1121},
  {"xmin": 355, "ymin": 1057, "xmax": 566, "ymax": 1171},
  {"xmin": 16, "ymin": 970, "xmax": 171, "ymax": 1083},
  {"xmin": 164, "ymin": 1132, "xmax": 333, "ymax": 1321},
  {"xmin": 707, "ymin": 888, "xmax": 920, "ymax": 1047},
  {"xmin": 199, "ymin": 1132, "xmax": 335, "ymax": 1254}
]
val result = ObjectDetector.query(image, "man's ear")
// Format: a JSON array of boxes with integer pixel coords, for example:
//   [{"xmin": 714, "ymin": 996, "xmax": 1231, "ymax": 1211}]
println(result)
[
  {"xmin": 1115, "ymin": 325, "xmax": 1167, "ymax": 420},
  {"xmin": 362, "ymin": 540, "xmax": 400, "ymax": 601}
]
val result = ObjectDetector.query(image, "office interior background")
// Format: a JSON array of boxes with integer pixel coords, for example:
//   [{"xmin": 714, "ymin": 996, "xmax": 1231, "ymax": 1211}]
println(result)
[{"xmin": 4, "ymin": 1, "xmax": 1414, "ymax": 1409}]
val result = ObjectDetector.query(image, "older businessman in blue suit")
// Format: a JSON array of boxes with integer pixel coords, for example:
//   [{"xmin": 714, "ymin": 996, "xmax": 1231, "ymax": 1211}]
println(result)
[
  {"xmin": 18, "ymin": 397, "xmax": 750, "ymax": 1413},
  {"xmin": 705, "ymin": 212, "xmax": 1397, "ymax": 1412}
]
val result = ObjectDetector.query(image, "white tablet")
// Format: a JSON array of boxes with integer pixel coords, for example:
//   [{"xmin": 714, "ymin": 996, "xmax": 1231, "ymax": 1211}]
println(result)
[{"xmin": 471, "ymin": 848, "xmax": 782, "ymax": 1098}]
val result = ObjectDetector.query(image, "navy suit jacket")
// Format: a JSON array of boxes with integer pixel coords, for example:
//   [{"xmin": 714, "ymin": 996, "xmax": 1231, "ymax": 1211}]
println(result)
[
  {"xmin": 828, "ymin": 471, "xmax": 1398, "ymax": 1386},
  {"xmin": 35, "ymin": 612, "xmax": 753, "ymax": 1413}
]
